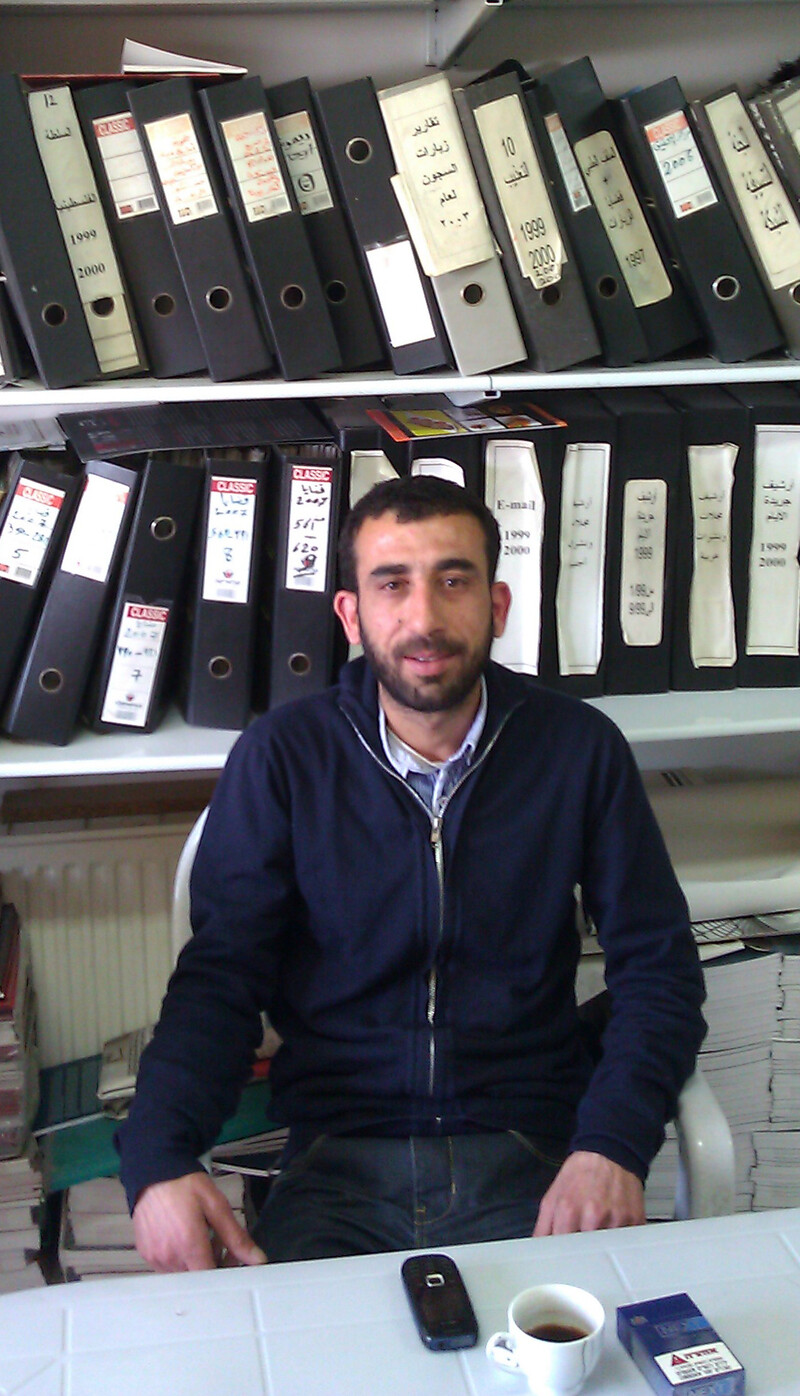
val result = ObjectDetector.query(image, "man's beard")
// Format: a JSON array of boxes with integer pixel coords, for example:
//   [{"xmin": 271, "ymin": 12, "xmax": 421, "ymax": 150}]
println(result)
[{"xmin": 358, "ymin": 611, "xmax": 494, "ymax": 714}]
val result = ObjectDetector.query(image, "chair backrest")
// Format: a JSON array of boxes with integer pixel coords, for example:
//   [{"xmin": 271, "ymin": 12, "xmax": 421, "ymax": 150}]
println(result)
[{"xmin": 171, "ymin": 805, "xmax": 209, "ymax": 964}]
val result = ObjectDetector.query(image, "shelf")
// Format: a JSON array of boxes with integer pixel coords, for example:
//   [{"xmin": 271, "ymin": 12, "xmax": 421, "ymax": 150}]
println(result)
[
  {"xmin": 1, "ymin": 689, "xmax": 799, "ymax": 782},
  {"xmin": 589, "ymin": 688, "xmax": 800, "ymax": 744},
  {"xmin": 0, "ymin": 708, "xmax": 240, "ymax": 781},
  {"xmin": 3, "ymin": 357, "xmax": 800, "ymax": 413}
]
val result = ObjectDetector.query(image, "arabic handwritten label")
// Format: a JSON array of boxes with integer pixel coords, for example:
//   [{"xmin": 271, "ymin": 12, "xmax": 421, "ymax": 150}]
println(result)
[
  {"xmin": 92, "ymin": 110, "xmax": 160, "ymax": 221},
  {"xmin": 201, "ymin": 476, "xmax": 257, "ymax": 604},
  {"xmin": 485, "ymin": 439, "xmax": 544, "ymax": 675},
  {"xmin": 473, "ymin": 93, "xmax": 564, "ymax": 289},
  {"xmin": 574, "ymin": 130, "xmax": 672, "ymax": 307},
  {"xmin": 28, "ymin": 85, "xmax": 141, "ymax": 372},
  {"xmin": 378, "ymin": 73, "xmax": 495, "ymax": 276},
  {"xmin": 60, "ymin": 472, "xmax": 130, "ymax": 584},
  {"xmin": 100, "ymin": 601, "xmax": 169, "ymax": 727},
  {"xmin": 273, "ymin": 109, "xmax": 334, "ymax": 215},
  {"xmin": 221, "ymin": 109, "xmax": 291, "ymax": 222},
  {"xmin": 364, "ymin": 240, "xmax": 436, "ymax": 347},
  {"xmin": 688, "ymin": 443, "xmax": 737, "ymax": 667},
  {"xmin": 0, "ymin": 477, "xmax": 66, "ymax": 588},
  {"xmin": 556, "ymin": 443, "xmax": 610, "ymax": 675},
  {"xmin": 285, "ymin": 464, "xmax": 334, "ymax": 593},
  {"xmin": 746, "ymin": 425, "xmax": 800, "ymax": 656},
  {"xmin": 644, "ymin": 110, "xmax": 717, "ymax": 219},
  {"xmin": 704, "ymin": 91, "xmax": 800, "ymax": 289},
  {"xmin": 544, "ymin": 111, "xmax": 591, "ymax": 213},
  {"xmin": 144, "ymin": 111, "xmax": 218, "ymax": 225},
  {"xmin": 619, "ymin": 478, "xmax": 667, "ymax": 646}
]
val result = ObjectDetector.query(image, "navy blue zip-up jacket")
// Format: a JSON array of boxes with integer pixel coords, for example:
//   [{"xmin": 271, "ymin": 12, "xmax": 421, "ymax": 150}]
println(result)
[{"xmin": 117, "ymin": 659, "xmax": 706, "ymax": 1211}]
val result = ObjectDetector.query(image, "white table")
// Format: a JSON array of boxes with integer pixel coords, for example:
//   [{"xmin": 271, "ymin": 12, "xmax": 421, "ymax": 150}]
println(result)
[{"xmin": 3, "ymin": 1208, "xmax": 800, "ymax": 1395}]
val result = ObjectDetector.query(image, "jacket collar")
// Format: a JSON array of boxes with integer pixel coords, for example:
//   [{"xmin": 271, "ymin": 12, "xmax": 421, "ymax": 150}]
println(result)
[{"xmin": 336, "ymin": 656, "xmax": 532, "ymax": 762}]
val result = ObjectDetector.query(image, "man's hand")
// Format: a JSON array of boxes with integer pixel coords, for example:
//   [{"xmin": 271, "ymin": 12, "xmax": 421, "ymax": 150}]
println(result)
[
  {"xmin": 533, "ymin": 1151, "xmax": 645, "ymax": 1237},
  {"xmin": 132, "ymin": 1171, "xmax": 268, "ymax": 1273}
]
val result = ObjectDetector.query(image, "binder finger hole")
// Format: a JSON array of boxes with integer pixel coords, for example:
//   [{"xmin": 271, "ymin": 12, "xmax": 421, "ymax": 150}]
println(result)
[
  {"xmin": 597, "ymin": 276, "xmax": 618, "ymax": 300},
  {"xmin": 462, "ymin": 282, "xmax": 485, "ymax": 307},
  {"xmin": 791, "ymin": 282, "xmax": 800, "ymax": 305},
  {"xmin": 39, "ymin": 668, "xmax": 63, "ymax": 694},
  {"xmin": 288, "ymin": 652, "xmax": 311, "ymax": 677},
  {"xmin": 153, "ymin": 293, "xmax": 177, "ymax": 318},
  {"xmin": 208, "ymin": 656, "xmax": 232, "ymax": 682},
  {"xmin": 326, "ymin": 279, "xmax": 348, "ymax": 305},
  {"xmin": 90, "ymin": 296, "xmax": 116, "ymax": 319},
  {"xmin": 151, "ymin": 515, "xmax": 177, "ymax": 542},
  {"xmin": 712, "ymin": 275, "xmax": 740, "ymax": 302},
  {"xmin": 345, "ymin": 137, "xmax": 372, "ymax": 164},
  {"xmin": 42, "ymin": 302, "xmax": 67, "ymax": 328},
  {"xmin": 281, "ymin": 284, "xmax": 306, "ymax": 311},
  {"xmin": 207, "ymin": 286, "xmax": 232, "ymax": 313},
  {"xmin": 541, "ymin": 284, "xmax": 561, "ymax": 307}
]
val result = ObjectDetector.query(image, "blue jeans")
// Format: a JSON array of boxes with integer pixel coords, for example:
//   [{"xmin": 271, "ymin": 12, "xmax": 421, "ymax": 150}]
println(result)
[{"xmin": 252, "ymin": 1131, "xmax": 567, "ymax": 1262}]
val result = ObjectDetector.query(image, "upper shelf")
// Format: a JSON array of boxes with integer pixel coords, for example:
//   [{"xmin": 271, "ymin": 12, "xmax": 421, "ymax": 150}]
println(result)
[{"xmin": 3, "ymin": 356, "xmax": 800, "ymax": 412}]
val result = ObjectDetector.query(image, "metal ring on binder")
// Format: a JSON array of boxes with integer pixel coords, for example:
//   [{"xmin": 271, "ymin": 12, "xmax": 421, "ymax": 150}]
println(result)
[{"xmin": 712, "ymin": 276, "xmax": 740, "ymax": 302}]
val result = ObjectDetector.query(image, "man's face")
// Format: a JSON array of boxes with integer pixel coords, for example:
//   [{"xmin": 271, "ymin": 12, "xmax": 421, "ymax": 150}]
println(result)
[{"xmin": 334, "ymin": 510, "xmax": 510, "ymax": 714}]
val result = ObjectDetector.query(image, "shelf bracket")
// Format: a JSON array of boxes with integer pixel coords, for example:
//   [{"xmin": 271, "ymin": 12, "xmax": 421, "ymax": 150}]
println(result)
[{"xmin": 427, "ymin": 0, "xmax": 508, "ymax": 69}]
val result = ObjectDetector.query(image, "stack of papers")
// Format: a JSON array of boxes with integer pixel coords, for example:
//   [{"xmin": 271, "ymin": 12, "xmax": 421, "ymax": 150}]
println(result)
[
  {"xmin": 751, "ymin": 1129, "xmax": 800, "ymax": 1209},
  {"xmin": 0, "ymin": 1142, "xmax": 45, "ymax": 1292},
  {"xmin": 57, "ymin": 1170, "xmax": 246, "ymax": 1281}
]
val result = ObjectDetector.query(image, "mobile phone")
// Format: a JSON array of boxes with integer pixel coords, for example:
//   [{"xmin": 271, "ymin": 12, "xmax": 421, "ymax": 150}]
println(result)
[{"xmin": 401, "ymin": 1253, "xmax": 479, "ymax": 1351}]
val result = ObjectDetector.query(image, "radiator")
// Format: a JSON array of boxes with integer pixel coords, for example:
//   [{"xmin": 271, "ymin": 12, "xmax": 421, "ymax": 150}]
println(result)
[{"xmin": 0, "ymin": 821, "xmax": 193, "ymax": 1068}]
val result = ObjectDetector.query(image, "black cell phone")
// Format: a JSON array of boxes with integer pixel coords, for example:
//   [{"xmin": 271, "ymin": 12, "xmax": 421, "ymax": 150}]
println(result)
[{"xmin": 401, "ymin": 1253, "xmax": 479, "ymax": 1351}]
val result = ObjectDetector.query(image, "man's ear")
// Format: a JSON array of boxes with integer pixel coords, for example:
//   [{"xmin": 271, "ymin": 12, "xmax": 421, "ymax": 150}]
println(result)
[
  {"xmin": 490, "ymin": 580, "xmax": 512, "ymax": 639},
  {"xmin": 333, "ymin": 589, "xmax": 361, "ymax": 646}
]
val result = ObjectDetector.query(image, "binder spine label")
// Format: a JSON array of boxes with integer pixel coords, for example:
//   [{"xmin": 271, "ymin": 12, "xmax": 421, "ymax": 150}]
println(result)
[
  {"xmin": 410, "ymin": 459, "xmax": 466, "ymax": 487},
  {"xmin": 556, "ymin": 442, "xmax": 610, "ymax": 676},
  {"xmin": 202, "ymin": 476, "xmax": 257, "ymax": 604},
  {"xmin": 365, "ymin": 240, "xmax": 436, "ymax": 347},
  {"xmin": 703, "ymin": 92, "xmax": 800, "ymax": 290},
  {"xmin": 378, "ymin": 74, "xmax": 496, "ymax": 276},
  {"xmin": 99, "ymin": 601, "xmax": 169, "ymax": 727},
  {"xmin": 620, "ymin": 477, "xmax": 667, "ymax": 646},
  {"xmin": 644, "ymin": 110, "xmax": 717, "ymax": 219},
  {"xmin": 28, "ymin": 86, "xmax": 142, "ymax": 373},
  {"xmin": 687, "ymin": 443, "xmax": 737, "ymax": 667},
  {"xmin": 0, "ymin": 478, "xmax": 66, "ymax": 587},
  {"xmin": 144, "ymin": 112, "xmax": 219, "ymax": 224},
  {"xmin": 92, "ymin": 112, "xmax": 160, "ymax": 220},
  {"xmin": 473, "ymin": 92, "xmax": 565, "ymax": 288},
  {"xmin": 574, "ymin": 129, "xmax": 673, "ymax": 307},
  {"xmin": 485, "ymin": 439, "xmax": 544, "ymax": 675},
  {"xmin": 220, "ymin": 110, "xmax": 292, "ymax": 222},
  {"xmin": 273, "ymin": 109, "xmax": 334, "ymax": 215},
  {"xmin": 746, "ymin": 425, "xmax": 800, "ymax": 656},
  {"xmin": 60, "ymin": 473, "xmax": 131, "ymax": 583},
  {"xmin": 543, "ymin": 112, "xmax": 591, "ymax": 213},
  {"xmin": 285, "ymin": 464, "xmax": 334, "ymax": 592}
]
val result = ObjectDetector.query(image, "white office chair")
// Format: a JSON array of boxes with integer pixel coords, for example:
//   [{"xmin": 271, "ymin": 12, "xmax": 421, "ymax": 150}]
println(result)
[{"xmin": 170, "ymin": 806, "xmax": 736, "ymax": 1222}]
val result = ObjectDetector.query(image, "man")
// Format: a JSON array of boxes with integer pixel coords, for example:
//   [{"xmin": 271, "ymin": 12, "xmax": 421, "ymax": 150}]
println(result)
[{"xmin": 119, "ymin": 474, "xmax": 706, "ymax": 1272}]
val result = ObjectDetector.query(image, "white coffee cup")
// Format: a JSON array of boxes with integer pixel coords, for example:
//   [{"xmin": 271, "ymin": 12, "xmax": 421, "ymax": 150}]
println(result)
[{"xmin": 485, "ymin": 1283, "xmax": 605, "ymax": 1396}]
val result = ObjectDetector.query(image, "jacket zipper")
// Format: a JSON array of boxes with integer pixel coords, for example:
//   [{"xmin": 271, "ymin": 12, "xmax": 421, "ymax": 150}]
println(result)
[{"xmin": 342, "ymin": 703, "xmax": 521, "ymax": 1100}]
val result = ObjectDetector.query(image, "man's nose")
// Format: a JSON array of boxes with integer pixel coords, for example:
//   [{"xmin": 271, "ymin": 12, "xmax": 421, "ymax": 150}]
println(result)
[{"xmin": 403, "ymin": 579, "xmax": 443, "ymax": 633}]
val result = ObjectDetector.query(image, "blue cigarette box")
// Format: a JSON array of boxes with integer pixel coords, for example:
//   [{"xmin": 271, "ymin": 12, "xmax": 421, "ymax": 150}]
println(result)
[{"xmin": 617, "ymin": 1292, "xmax": 745, "ymax": 1396}]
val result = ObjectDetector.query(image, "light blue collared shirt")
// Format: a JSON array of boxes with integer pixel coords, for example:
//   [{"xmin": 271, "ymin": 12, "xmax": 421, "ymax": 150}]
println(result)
[{"xmin": 379, "ymin": 677, "xmax": 488, "ymax": 816}]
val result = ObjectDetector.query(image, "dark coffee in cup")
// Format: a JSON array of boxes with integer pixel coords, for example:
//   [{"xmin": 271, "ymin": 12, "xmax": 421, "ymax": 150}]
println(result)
[{"xmin": 526, "ymin": 1322, "xmax": 589, "ymax": 1343}]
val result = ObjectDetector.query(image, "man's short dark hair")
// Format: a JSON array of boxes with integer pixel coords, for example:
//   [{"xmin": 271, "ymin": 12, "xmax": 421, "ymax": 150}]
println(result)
[{"xmin": 337, "ymin": 474, "xmax": 502, "ymax": 592}]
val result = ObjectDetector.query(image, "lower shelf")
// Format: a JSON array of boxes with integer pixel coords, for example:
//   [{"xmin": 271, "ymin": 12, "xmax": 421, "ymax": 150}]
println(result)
[{"xmin": 1, "ymin": 688, "xmax": 799, "ymax": 781}]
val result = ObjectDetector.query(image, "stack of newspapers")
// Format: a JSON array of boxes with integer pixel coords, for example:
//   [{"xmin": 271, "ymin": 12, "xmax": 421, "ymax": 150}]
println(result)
[
  {"xmin": 0, "ymin": 1141, "xmax": 45, "ymax": 1292},
  {"xmin": 57, "ymin": 1169, "xmax": 247, "ymax": 1281}
]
